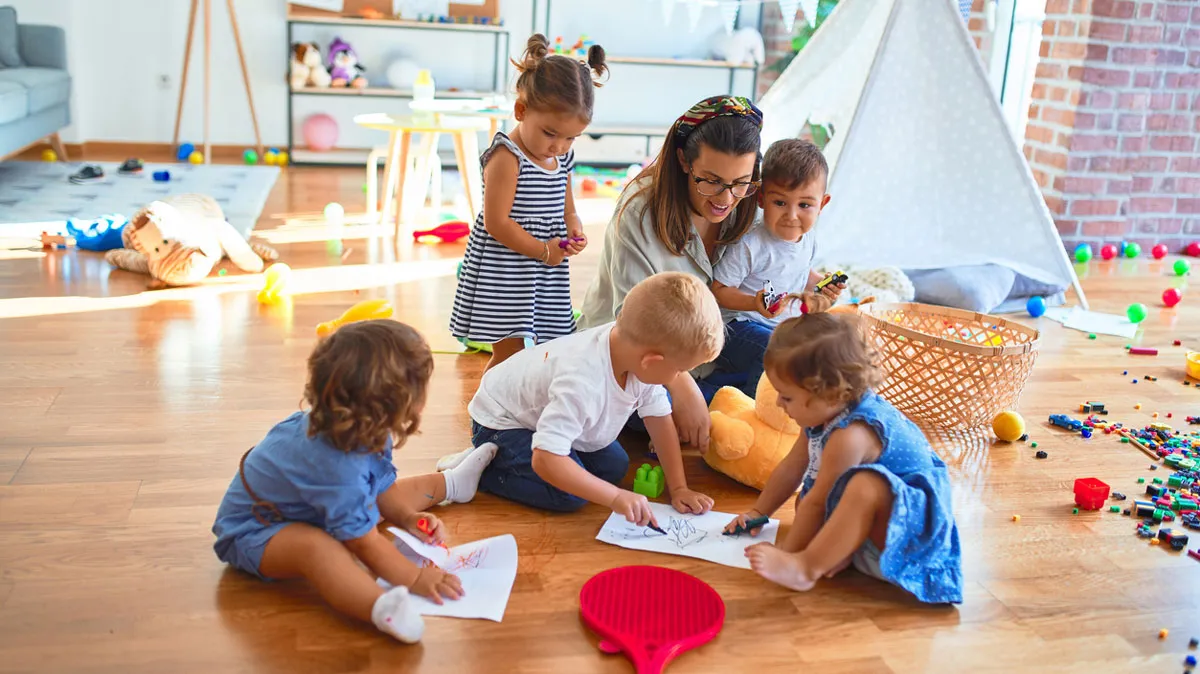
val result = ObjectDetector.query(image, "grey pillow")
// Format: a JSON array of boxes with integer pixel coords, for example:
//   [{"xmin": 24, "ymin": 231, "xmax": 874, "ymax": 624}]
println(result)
[
  {"xmin": 0, "ymin": 7, "xmax": 21, "ymax": 68},
  {"xmin": 904, "ymin": 264, "xmax": 1017, "ymax": 314}
]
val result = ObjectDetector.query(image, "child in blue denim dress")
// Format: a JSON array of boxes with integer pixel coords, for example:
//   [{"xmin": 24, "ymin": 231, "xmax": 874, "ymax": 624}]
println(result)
[
  {"xmin": 212, "ymin": 320, "xmax": 498, "ymax": 642},
  {"xmin": 725, "ymin": 311, "xmax": 962, "ymax": 604}
]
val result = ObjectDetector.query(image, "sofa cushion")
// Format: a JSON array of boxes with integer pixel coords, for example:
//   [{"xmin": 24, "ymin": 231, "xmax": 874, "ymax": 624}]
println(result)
[
  {"xmin": 0, "ymin": 7, "xmax": 21, "ymax": 68},
  {"xmin": 0, "ymin": 67, "xmax": 68, "ymax": 114},
  {"xmin": 0, "ymin": 80, "xmax": 27, "ymax": 124}
]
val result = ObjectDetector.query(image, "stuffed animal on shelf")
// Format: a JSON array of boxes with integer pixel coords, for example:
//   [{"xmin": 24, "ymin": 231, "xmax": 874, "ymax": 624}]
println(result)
[
  {"xmin": 290, "ymin": 42, "xmax": 332, "ymax": 89},
  {"xmin": 704, "ymin": 299, "xmax": 873, "ymax": 490},
  {"xmin": 328, "ymin": 37, "xmax": 368, "ymax": 88},
  {"xmin": 104, "ymin": 194, "xmax": 279, "ymax": 288},
  {"xmin": 710, "ymin": 27, "xmax": 766, "ymax": 65}
]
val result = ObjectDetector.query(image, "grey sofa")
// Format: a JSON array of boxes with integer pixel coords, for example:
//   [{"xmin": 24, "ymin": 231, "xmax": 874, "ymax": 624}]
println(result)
[{"xmin": 0, "ymin": 6, "xmax": 70, "ymax": 160}]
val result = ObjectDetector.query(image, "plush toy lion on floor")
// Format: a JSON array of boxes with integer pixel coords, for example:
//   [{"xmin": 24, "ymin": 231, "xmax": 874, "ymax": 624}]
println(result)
[
  {"xmin": 105, "ymin": 194, "xmax": 278, "ymax": 288},
  {"xmin": 704, "ymin": 297, "xmax": 873, "ymax": 490}
]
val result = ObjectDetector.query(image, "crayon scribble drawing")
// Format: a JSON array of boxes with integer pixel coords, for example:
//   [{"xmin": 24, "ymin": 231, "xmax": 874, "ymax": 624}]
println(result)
[
  {"xmin": 596, "ymin": 503, "xmax": 779, "ymax": 570},
  {"xmin": 445, "ymin": 547, "xmax": 487, "ymax": 572}
]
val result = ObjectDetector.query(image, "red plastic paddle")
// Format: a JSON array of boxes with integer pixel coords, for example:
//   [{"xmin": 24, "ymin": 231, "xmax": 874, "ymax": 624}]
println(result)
[{"xmin": 579, "ymin": 566, "xmax": 725, "ymax": 674}]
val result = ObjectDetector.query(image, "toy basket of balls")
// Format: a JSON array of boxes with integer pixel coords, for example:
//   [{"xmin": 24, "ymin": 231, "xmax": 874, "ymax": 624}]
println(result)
[{"xmin": 859, "ymin": 302, "xmax": 1041, "ymax": 430}]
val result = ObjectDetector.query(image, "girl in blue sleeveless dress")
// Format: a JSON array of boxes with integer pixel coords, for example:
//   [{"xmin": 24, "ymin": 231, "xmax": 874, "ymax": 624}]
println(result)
[
  {"xmin": 725, "ymin": 311, "xmax": 963, "ymax": 604},
  {"xmin": 450, "ymin": 34, "xmax": 608, "ymax": 370}
]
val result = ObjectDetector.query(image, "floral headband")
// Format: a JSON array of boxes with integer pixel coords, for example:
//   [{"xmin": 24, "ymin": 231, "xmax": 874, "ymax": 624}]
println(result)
[{"xmin": 673, "ymin": 95, "xmax": 764, "ymax": 142}]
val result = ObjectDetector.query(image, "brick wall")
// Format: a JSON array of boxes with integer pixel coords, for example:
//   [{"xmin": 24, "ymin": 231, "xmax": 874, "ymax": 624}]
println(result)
[
  {"xmin": 968, "ymin": 0, "xmax": 995, "ymax": 56},
  {"xmin": 1023, "ymin": 0, "xmax": 1200, "ymax": 252},
  {"xmin": 757, "ymin": 5, "xmax": 798, "ymax": 98}
]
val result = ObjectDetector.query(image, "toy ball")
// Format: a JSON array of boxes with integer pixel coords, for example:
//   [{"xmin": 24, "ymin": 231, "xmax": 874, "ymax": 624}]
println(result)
[
  {"xmin": 1162, "ymin": 287, "xmax": 1182, "ymax": 308},
  {"xmin": 992, "ymin": 410, "xmax": 1026, "ymax": 443},
  {"xmin": 1100, "ymin": 244, "xmax": 1117, "ymax": 260},
  {"xmin": 302, "ymin": 113, "xmax": 339, "ymax": 152},
  {"xmin": 263, "ymin": 150, "xmax": 279, "ymax": 166},
  {"xmin": 243, "ymin": 149, "xmax": 258, "ymax": 165},
  {"xmin": 277, "ymin": 151, "xmax": 289, "ymax": 165},
  {"xmin": 188, "ymin": 150, "xmax": 204, "ymax": 165},
  {"xmin": 1187, "ymin": 242, "xmax": 1200, "ymax": 257},
  {"xmin": 580, "ymin": 177, "xmax": 598, "ymax": 194},
  {"xmin": 1152, "ymin": 243, "xmax": 1168, "ymax": 259},
  {"xmin": 1026, "ymin": 296, "xmax": 1046, "ymax": 318},
  {"xmin": 1126, "ymin": 302, "xmax": 1148, "ymax": 323},
  {"xmin": 1073, "ymin": 243, "xmax": 1093, "ymax": 263},
  {"xmin": 176, "ymin": 142, "xmax": 195, "ymax": 161},
  {"xmin": 324, "ymin": 202, "xmax": 345, "ymax": 221},
  {"xmin": 41, "ymin": 149, "xmax": 58, "ymax": 162},
  {"xmin": 152, "ymin": 170, "xmax": 171, "ymax": 182},
  {"xmin": 1125, "ymin": 242, "xmax": 1141, "ymax": 258},
  {"xmin": 1174, "ymin": 259, "xmax": 1190, "ymax": 276},
  {"xmin": 386, "ymin": 59, "xmax": 421, "ymax": 90},
  {"xmin": 257, "ymin": 262, "xmax": 292, "ymax": 305}
]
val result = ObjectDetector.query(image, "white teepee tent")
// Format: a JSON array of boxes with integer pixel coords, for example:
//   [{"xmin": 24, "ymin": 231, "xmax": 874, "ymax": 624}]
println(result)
[{"xmin": 758, "ymin": 0, "xmax": 1087, "ymax": 309}]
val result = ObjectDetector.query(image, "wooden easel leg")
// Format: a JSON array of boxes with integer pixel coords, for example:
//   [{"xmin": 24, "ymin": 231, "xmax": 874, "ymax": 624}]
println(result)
[
  {"xmin": 226, "ymin": 0, "xmax": 263, "ymax": 156},
  {"xmin": 172, "ymin": 0, "xmax": 199, "ymax": 152},
  {"xmin": 203, "ymin": 0, "xmax": 211, "ymax": 164},
  {"xmin": 48, "ymin": 133, "xmax": 68, "ymax": 162}
]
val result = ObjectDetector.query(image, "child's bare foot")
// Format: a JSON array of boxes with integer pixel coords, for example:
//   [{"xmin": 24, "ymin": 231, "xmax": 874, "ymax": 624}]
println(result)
[{"xmin": 745, "ymin": 543, "xmax": 818, "ymax": 591}]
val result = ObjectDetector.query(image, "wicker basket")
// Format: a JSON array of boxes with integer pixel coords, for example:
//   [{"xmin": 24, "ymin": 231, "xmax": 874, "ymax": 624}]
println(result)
[{"xmin": 859, "ymin": 302, "xmax": 1040, "ymax": 430}]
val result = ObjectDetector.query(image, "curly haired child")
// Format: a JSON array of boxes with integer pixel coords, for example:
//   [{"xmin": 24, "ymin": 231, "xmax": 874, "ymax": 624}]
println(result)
[
  {"xmin": 212, "ymin": 321, "xmax": 499, "ymax": 642},
  {"xmin": 724, "ymin": 312, "xmax": 962, "ymax": 604}
]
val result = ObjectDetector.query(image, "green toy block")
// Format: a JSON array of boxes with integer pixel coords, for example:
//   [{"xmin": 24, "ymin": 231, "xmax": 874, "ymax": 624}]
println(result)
[
  {"xmin": 633, "ymin": 463, "xmax": 665, "ymax": 499},
  {"xmin": 1169, "ymin": 474, "xmax": 1183, "ymax": 488}
]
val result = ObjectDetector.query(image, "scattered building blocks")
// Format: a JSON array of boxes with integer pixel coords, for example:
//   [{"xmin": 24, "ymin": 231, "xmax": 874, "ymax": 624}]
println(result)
[{"xmin": 1074, "ymin": 477, "xmax": 1111, "ymax": 510}]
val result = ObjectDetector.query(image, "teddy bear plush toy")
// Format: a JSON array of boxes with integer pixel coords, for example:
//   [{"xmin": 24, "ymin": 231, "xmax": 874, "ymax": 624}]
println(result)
[
  {"xmin": 704, "ymin": 298, "xmax": 874, "ymax": 490},
  {"xmin": 105, "ymin": 194, "xmax": 278, "ymax": 288},
  {"xmin": 327, "ymin": 37, "xmax": 367, "ymax": 88},
  {"xmin": 290, "ymin": 42, "xmax": 332, "ymax": 89}
]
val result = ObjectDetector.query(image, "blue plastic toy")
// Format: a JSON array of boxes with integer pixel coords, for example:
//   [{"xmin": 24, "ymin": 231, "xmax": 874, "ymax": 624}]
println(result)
[
  {"xmin": 176, "ymin": 143, "xmax": 195, "ymax": 161},
  {"xmin": 65, "ymin": 214, "xmax": 128, "ymax": 251},
  {"xmin": 1026, "ymin": 296, "xmax": 1047, "ymax": 318},
  {"xmin": 153, "ymin": 170, "xmax": 171, "ymax": 182}
]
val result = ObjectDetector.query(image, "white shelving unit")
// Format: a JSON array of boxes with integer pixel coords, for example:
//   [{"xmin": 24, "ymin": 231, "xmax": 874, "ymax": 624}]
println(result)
[{"xmin": 285, "ymin": 8, "xmax": 511, "ymax": 166}]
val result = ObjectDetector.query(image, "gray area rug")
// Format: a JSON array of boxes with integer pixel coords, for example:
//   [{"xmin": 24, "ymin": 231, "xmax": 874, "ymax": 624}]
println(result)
[{"xmin": 0, "ymin": 161, "xmax": 279, "ymax": 238}]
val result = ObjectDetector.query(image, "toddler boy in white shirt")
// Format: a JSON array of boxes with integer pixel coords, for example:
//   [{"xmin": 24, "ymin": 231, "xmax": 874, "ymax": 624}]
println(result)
[{"xmin": 442, "ymin": 272, "xmax": 724, "ymax": 526}]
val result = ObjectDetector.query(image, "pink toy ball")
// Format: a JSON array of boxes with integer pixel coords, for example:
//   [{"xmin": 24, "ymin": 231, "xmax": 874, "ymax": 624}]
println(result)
[
  {"xmin": 302, "ymin": 113, "xmax": 339, "ymax": 152},
  {"xmin": 1188, "ymin": 242, "xmax": 1200, "ymax": 257},
  {"xmin": 1152, "ymin": 243, "xmax": 1168, "ymax": 259},
  {"xmin": 1100, "ymin": 244, "xmax": 1117, "ymax": 260},
  {"xmin": 1163, "ymin": 287, "xmax": 1182, "ymax": 308}
]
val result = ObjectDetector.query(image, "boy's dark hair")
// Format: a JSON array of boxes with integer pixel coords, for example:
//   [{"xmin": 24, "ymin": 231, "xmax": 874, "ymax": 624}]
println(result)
[
  {"xmin": 512, "ymin": 33, "xmax": 608, "ymax": 122},
  {"xmin": 762, "ymin": 139, "xmax": 829, "ymax": 190},
  {"xmin": 304, "ymin": 320, "xmax": 433, "ymax": 454},
  {"xmin": 764, "ymin": 312, "xmax": 883, "ymax": 404}
]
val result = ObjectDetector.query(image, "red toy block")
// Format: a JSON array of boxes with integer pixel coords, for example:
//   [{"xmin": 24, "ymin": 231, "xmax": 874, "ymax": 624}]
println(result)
[{"xmin": 1074, "ymin": 477, "xmax": 1111, "ymax": 510}]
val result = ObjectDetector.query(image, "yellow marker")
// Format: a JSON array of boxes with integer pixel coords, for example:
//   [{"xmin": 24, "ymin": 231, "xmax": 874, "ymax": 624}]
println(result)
[{"xmin": 316, "ymin": 298, "xmax": 394, "ymax": 337}]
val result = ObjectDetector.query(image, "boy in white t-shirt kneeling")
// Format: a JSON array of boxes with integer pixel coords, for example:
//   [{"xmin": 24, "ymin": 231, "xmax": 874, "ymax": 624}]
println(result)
[
  {"xmin": 709, "ymin": 139, "xmax": 841, "ymax": 398},
  {"xmin": 446, "ymin": 272, "xmax": 724, "ymax": 525}
]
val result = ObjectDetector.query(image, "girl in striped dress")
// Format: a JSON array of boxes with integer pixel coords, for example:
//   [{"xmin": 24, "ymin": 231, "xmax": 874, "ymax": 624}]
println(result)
[{"xmin": 450, "ymin": 33, "xmax": 608, "ymax": 370}]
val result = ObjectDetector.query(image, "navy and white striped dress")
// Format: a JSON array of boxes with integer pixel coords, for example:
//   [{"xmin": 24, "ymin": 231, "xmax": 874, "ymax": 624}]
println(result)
[{"xmin": 450, "ymin": 133, "xmax": 576, "ymax": 343}]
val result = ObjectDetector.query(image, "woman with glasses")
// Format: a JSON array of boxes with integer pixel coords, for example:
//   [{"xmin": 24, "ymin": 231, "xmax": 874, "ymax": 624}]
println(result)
[{"xmin": 578, "ymin": 96, "xmax": 764, "ymax": 452}]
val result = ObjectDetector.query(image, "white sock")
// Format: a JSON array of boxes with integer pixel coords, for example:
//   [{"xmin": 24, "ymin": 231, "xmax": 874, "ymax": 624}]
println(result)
[
  {"xmin": 371, "ymin": 586, "xmax": 425, "ymax": 644},
  {"xmin": 441, "ymin": 442, "xmax": 498, "ymax": 503},
  {"xmin": 436, "ymin": 446, "xmax": 474, "ymax": 472}
]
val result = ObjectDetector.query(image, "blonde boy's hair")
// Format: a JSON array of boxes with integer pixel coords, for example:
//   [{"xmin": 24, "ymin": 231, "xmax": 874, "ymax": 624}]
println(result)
[{"xmin": 617, "ymin": 272, "xmax": 724, "ymax": 360}]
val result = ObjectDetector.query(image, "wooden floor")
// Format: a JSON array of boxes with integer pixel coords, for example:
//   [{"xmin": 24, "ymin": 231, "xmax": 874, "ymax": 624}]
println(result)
[{"xmin": 1, "ymin": 163, "xmax": 1198, "ymax": 674}]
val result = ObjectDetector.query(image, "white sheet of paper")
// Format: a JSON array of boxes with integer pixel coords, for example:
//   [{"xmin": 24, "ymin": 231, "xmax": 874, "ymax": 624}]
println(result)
[
  {"xmin": 379, "ymin": 528, "xmax": 517, "ymax": 622},
  {"xmin": 595, "ymin": 502, "xmax": 779, "ymax": 569},
  {"xmin": 1043, "ymin": 306, "xmax": 1138, "ymax": 338}
]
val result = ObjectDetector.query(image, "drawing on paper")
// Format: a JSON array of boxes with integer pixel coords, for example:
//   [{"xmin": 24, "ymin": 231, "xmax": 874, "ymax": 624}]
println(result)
[
  {"xmin": 446, "ymin": 547, "xmax": 487, "ymax": 572},
  {"xmin": 596, "ymin": 503, "xmax": 780, "ymax": 570},
  {"xmin": 611, "ymin": 517, "xmax": 708, "ymax": 549}
]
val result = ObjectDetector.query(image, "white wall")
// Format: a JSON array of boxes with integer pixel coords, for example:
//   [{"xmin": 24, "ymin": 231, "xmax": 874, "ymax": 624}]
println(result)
[{"xmin": 6, "ymin": 0, "xmax": 760, "ymax": 153}]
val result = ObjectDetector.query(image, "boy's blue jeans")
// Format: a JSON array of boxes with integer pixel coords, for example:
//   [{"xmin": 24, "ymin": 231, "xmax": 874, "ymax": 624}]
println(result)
[
  {"xmin": 473, "ymin": 422, "xmax": 629, "ymax": 512},
  {"xmin": 708, "ymin": 319, "xmax": 774, "ymax": 399}
]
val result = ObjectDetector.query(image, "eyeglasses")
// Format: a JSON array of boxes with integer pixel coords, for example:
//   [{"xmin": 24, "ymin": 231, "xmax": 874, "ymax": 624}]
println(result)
[{"xmin": 689, "ymin": 171, "xmax": 759, "ymax": 198}]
